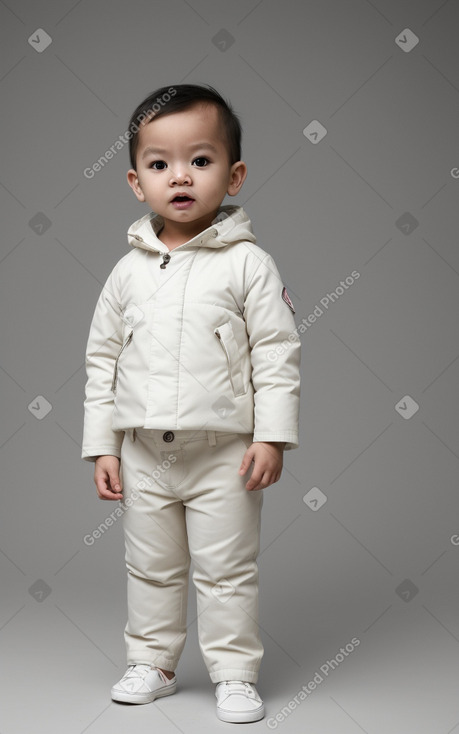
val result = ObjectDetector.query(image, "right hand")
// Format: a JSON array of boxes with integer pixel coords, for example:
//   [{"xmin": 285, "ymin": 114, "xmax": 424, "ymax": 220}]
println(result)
[{"xmin": 94, "ymin": 455, "xmax": 123, "ymax": 500}]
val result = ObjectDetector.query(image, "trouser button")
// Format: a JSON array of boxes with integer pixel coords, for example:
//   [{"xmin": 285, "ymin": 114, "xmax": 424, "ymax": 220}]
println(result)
[{"xmin": 163, "ymin": 431, "xmax": 175, "ymax": 442}]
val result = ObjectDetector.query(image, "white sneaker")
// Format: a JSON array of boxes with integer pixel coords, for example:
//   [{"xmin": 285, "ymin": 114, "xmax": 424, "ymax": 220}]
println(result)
[
  {"xmin": 215, "ymin": 680, "xmax": 265, "ymax": 723},
  {"xmin": 111, "ymin": 664, "xmax": 177, "ymax": 704}
]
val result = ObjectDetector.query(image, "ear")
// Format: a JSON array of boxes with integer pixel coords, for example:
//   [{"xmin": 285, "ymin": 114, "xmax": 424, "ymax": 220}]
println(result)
[
  {"xmin": 227, "ymin": 161, "xmax": 247, "ymax": 197},
  {"xmin": 127, "ymin": 169, "xmax": 146, "ymax": 202}
]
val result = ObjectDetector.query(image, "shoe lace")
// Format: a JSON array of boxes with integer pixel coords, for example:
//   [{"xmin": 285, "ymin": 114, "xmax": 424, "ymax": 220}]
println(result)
[
  {"xmin": 122, "ymin": 664, "xmax": 152, "ymax": 682},
  {"xmin": 222, "ymin": 680, "xmax": 255, "ymax": 697}
]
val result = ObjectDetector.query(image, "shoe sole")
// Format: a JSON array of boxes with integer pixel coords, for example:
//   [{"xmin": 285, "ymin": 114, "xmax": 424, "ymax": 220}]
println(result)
[
  {"xmin": 216, "ymin": 703, "xmax": 265, "ymax": 723},
  {"xmin": 111, "ymin": 680, "xmax": 177, "ymax": 704}
]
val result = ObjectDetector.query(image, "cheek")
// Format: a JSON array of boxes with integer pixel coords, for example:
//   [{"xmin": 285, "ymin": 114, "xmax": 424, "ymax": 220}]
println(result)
[
  {"xmin": 140, "ymin": 174, "xmax": 161, "ymax": 192},
  {"xmin": 205, "ymin": 170, "xmax": 230, "ymax": 192}
]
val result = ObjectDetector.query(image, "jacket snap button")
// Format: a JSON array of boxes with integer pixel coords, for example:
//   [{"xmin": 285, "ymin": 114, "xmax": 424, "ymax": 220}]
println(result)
[{"xmin": 163, "ymin": 431, "xmax": 175, "ymax": 442}]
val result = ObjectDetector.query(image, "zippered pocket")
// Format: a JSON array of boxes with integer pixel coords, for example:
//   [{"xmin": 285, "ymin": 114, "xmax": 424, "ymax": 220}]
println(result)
[
  {"xmin": 111, "ymin": 329, "xmax": 133, "ymax": 394},
  {"xmin": 214, "ymin": 321, "xmax": 246, "ymax": 397}
]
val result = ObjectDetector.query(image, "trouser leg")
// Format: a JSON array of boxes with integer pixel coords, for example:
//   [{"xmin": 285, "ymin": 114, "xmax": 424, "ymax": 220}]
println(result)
[
  {"xmin": 120, "ymin": 429, "xmax": 191, "ymax": 671},
  {"xmin": 184, "ymin": 432, "xmax": 264, "ymax": 684}
]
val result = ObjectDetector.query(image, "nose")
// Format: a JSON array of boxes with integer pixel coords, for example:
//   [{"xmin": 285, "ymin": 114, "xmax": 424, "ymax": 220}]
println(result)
[{"xmin": 169, "ymin": 164, "xmax": 191, "ymax": 186}]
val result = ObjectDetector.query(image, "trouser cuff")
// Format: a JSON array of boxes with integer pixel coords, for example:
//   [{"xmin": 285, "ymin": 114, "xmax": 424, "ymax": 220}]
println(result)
[
  {"xmin": 126, "ymin": 653, "xmax": 179, "ymax": 671},
  {"xmin": 210, "ymin": 668, "xmax": 259, "ymax": 684}
]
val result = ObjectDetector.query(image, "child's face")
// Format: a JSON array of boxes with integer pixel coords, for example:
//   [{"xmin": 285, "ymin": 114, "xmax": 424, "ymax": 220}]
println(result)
[{"xmin": 127, "ymin": 103, "xmax": 247, "ymax": 238}]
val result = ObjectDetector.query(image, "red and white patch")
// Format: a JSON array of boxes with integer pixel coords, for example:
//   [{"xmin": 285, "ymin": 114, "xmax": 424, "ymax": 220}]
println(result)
[{"xmin": 281, "ymin": 286, "xmax": 295, "ymax": 313}]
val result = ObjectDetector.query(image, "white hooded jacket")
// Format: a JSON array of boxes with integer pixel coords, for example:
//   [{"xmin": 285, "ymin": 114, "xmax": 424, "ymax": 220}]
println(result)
[{"xmin": 81, "ymin": 205, "xmax": 301, "ymax": 461}]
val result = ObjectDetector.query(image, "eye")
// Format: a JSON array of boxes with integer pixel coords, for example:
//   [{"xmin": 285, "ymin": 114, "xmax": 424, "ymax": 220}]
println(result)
[
  {"xmin": 150, "ymin": 160, "xmax": 167, "ymax": 170},
  {"xmin": 193, "ymin": 157, "xmax": 209, "ymax": 167}
]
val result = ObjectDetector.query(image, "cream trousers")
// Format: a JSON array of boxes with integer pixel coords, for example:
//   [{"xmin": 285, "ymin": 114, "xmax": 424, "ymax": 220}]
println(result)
[{"xmin": 119, "ymin": 427, "xmax": 264, "ymax": 684}]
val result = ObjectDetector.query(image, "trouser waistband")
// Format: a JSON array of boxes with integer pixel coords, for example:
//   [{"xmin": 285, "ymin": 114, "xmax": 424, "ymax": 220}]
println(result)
[{"xmin": 125, "ymin": 428, "xmax": 218, "ymax": 447}]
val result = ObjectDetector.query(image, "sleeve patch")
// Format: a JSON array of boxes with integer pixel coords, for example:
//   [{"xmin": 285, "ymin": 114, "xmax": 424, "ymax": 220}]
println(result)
[{"xmin": 281, "ymin": 286, "xmax": 295, "ymax": 313}]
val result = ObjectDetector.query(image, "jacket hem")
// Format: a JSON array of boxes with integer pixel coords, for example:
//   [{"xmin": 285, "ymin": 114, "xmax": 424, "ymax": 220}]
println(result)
[
  {"xmin": 81, "ymin": 445, "xmax": 123, "ymax": 462},
  {"xmin": 253, "ymin": 432, "xmax": 299, "ymax": 451}
]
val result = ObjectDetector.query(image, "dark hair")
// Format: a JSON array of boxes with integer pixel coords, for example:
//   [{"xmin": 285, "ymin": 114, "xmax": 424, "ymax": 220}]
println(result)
[{"xmin": 127, "ymin": 84, "xmax": 242, "ymax": 170}]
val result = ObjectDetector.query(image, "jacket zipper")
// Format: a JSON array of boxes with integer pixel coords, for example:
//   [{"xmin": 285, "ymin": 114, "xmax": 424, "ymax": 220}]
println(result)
[
  {"xmin": 215, "ymin": 328, "xmax": 234, "ymax": 389},
  {"xmin": 111, "ymin": 330, "xmax": 133, "ymax": 393},
  {"xmin": 129, "ymin": 228, "xmax": 218, "ymax": 269},
  {"xmin": 215, "ymin": 326, "xmax": 246, "ymax": 397}
]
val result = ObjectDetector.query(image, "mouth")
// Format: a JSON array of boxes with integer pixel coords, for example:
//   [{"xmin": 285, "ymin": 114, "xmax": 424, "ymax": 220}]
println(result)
[
  {"xmin": 171, "ymin": 195, "xmax": 195, "ymax": 209},
  {"xmin": 172, "ymin": 195, "xmax": 194, "ymax": 201}
]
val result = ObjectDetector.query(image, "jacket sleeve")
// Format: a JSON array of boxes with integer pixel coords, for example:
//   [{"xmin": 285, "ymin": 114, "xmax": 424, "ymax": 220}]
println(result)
[
  {"xmin": 243, "ymin": 251, "xmax": 301, "ymax": 451},
  {"xmin": 81, "ymin": 265, "xmax": 124, "ymax": 462}
]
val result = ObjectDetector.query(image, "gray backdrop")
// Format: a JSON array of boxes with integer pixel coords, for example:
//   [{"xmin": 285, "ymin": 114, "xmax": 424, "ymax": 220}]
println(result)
[{"xmin": 1, "ymin": 1, "xmax": 459, "ymax": 732}]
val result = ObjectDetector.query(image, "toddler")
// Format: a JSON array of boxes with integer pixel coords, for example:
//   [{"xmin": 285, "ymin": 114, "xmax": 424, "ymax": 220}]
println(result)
[{"xmin": 82, "ymin": 83, "xmax": 301, "ymax": 723}]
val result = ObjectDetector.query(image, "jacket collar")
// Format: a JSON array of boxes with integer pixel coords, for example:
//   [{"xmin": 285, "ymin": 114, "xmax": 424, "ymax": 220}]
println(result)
[{"xmin": 127, "ymin": 205, "xmax": 256, "ymax": 254}]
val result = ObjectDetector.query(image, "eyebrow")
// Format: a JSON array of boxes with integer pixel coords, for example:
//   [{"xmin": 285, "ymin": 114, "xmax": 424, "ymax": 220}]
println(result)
[{"xmin": 141, "ymin": 142, "xmax": 219, "ymax": 159}]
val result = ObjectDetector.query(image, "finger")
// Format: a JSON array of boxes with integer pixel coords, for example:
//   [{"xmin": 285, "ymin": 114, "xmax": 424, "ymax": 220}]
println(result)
[
  {"xmin": 256, "ymin": 469, "xmax": 277, "ymax": 491},
  {"xmin": 96, "ymin": 481, "xmax": 122, "ymax": 500},
  {"xmin": 95, "ymin": 475, "xmax": 123, "ymax": 500},
  {"xmin": 108, "ymin": 471, "xmax": 122, "ymax": 493},
  {"xmin": 246, "ymin": 469, "xmax": 269, "ymax": 491},
  {"xmin": 238, "ymin": 449, "xmax": 254, "ymax": 475},
  {"xmin": 99, "ymin": 487, "xmax": 124, "ymax": 500}
]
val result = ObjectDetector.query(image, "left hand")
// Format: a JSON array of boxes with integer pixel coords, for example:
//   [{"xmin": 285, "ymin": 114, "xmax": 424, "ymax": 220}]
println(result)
[{"xmin": 239, "ymin": 441, "xmax": 286, "ymax": 491}]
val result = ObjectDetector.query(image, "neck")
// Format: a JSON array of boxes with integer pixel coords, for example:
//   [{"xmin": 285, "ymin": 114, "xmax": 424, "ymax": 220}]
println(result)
[{"xmin": 157, "ymin": 211, "xmax": 219, "ymax": 250}]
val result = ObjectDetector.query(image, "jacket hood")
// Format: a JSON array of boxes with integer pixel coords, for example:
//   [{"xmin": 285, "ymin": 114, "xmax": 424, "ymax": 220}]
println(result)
[{"xmin": 127, "ymin": 205, "xmax": 257, "ymax": 254}]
